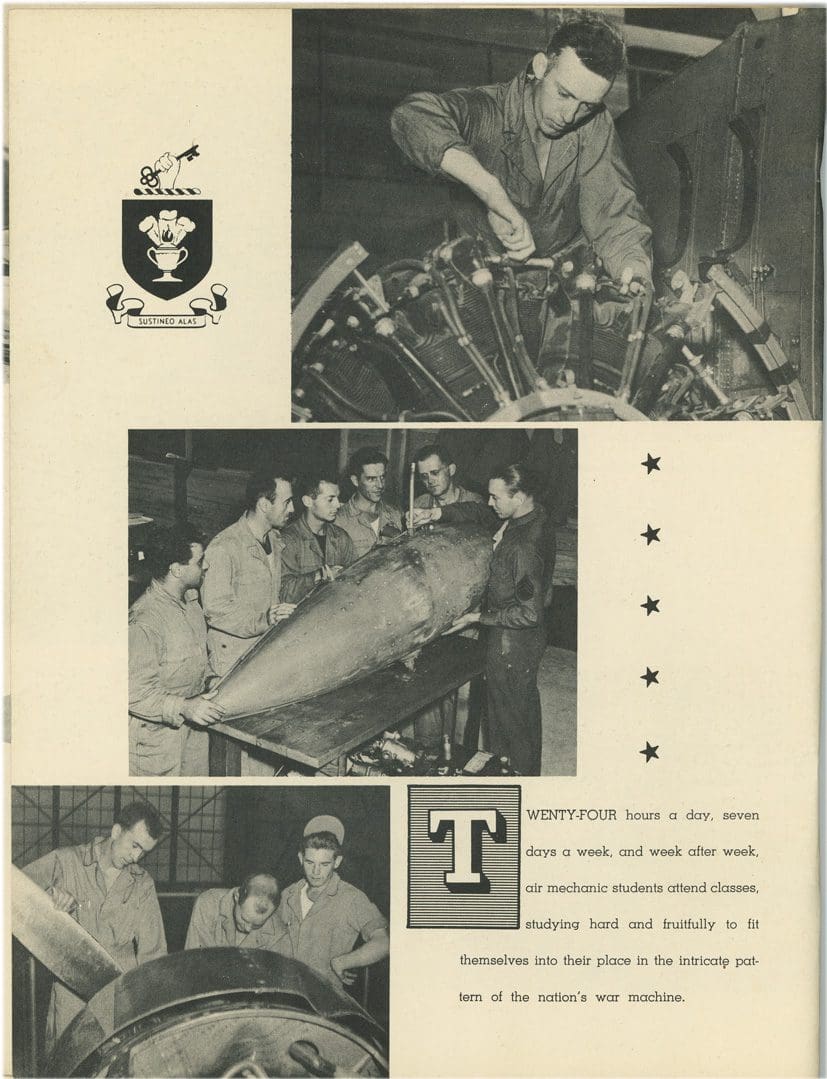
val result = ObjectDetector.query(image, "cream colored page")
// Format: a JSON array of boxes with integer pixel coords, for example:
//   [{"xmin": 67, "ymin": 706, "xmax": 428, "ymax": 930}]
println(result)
[
  {"xmin": 7, "ymin": 7, "xmax": 821, "ymax": 1079},
  {"xmin": 392, "ymin": 423, "xmax": 821, "ymax": 1077},
  {"xmin": 9, "ymin": 7, "xmax": 291, "ymax": 781}
]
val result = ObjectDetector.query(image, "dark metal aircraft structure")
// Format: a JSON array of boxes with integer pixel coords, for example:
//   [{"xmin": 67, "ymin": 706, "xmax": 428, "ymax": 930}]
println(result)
[
  {"xmin": 52, "ymin": 951, "xmax": 388, "ymax": 1079},
  {"xmin": 292, "ymin": 9, "xmax": 823, "ymax": 423},
  {"xmin": 12, "ymin": 866, "xmax": 388, "ymax": 1078},
  {"xmin": 212, "ymin": 523, "xmax": 492, "ymax": 718}
]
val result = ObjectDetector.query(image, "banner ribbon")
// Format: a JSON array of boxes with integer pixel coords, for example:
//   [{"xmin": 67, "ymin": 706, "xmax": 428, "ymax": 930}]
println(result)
[{"xmin": 106, "ymin": 283, "xmax": 228, "ymax": 327}]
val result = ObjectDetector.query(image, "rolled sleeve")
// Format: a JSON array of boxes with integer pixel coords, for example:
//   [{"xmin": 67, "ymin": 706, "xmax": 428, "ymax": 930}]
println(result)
[
  {"xmin": 347, "ymin": 890, "xmax": 388, "ymax": 941},
  {"xmin": 391, "ymin": 89, "xmax": 477, "ymax": 177},
  {"xmin": 128, "ymin": 623, "xmax": 186, "ymax": 729}
]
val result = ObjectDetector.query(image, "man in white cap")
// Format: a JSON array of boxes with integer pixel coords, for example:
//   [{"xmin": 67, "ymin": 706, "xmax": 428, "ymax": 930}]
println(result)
[{"xmin": 277, "ymin": 815, "xmax": 389, "ymax": 988}]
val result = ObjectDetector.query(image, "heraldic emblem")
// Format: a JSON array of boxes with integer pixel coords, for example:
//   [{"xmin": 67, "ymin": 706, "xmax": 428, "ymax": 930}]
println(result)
[{"xmin": 106, "ymin": 145, "xmax": 228, "ymax": 328}]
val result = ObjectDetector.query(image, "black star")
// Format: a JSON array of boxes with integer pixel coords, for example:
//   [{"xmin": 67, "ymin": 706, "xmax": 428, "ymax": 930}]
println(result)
[
  {"xmin": 641, "ymin": 667, "xmax": 659, "ymax": 687},
  {"xmin": 642, "ymin": 454, "xmax": 661, "ymax": 474},
  {"xmin": 641, "ymin": 595, "xmax": 660, "ymax": 615},
  {"xmin": 640, "ymin": 742, "xmax": 659, "ymax": 762},
  {"xmin": 641, "ymin": 524, "xmax": 661, "ymax": 545}
]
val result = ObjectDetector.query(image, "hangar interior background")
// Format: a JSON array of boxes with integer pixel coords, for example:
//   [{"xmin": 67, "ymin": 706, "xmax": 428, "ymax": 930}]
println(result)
[
  {"xmin": 128, "ymin": 427, "xmax": 578, "ymax": 650},
  {"xmin": 292, "ymin": 6, "xmax": 762, "ymax": 289}
]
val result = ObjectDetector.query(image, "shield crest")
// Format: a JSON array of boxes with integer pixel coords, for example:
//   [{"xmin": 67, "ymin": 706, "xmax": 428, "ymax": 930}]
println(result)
[{"xmin": 122, "ymin": 199, "xmax": 212, "ymax": 300}]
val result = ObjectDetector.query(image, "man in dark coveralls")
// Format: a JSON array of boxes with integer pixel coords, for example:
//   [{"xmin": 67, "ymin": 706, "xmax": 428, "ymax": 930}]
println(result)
[
  {"xmin": 391, "ymin": 10, "xmax": 652, "ymax": 290},
  {"xmin": 447, "ymin": 464, "xmax": 552, "ymax": 775}
]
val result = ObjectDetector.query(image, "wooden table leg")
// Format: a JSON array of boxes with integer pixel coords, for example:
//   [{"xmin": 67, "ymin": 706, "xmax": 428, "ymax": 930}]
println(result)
[
  {"xmin": 209, "ymin": 730, "xmax": 242, "ymax": 776},
  {"xmin": 464, "ymin": 672, "xmax": 486, "ymax": 752}
]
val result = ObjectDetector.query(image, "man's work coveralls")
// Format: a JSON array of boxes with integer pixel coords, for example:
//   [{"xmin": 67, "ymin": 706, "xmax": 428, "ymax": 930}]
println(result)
[
  {"xmin": 202, "ymin": 515, "xmax": 286, "ymax": 677},
  {"xmin": 23, "ymin": 838, "xmax": 167, "ymax": 1054},
  {"xmin": 391, "ymin": 68, "xmax": 652, "ymax": 282},
  {"xmin": 128, "ymin": 580, "xmax": 211, "ymax": 776}
]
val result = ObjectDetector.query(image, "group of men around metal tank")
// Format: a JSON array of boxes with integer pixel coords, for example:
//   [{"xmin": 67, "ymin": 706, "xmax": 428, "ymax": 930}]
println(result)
[
  {"xmin": 128, "ymin": 441, "xmax": 556, "ymax": 778},
  {"xmin": 23, "ymin": 804, "xmax": 389, "ymax": 1058}
]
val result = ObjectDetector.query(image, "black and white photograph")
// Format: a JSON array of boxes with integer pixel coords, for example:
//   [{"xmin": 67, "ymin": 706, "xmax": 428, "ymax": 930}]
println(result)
[
  {"xmin": 11, "ymin": 785, "xmax": 390, "ymax": 1078},
  {"xmin": 128, "ymin": 428, "xmax": 578, "ymax": 778},
  {"xmin": 291, "ymin": 7, "xmax": 824, "ymax": 422}
]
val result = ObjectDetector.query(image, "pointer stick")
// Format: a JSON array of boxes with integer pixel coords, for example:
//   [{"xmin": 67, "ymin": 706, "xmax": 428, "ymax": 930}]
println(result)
[{"xmin": 408, "ymin": 462, "xmax": 416, "ymax": 535}]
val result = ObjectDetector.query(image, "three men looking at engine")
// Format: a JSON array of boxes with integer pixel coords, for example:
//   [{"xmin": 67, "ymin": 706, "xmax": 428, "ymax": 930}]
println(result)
[{"xmin": 24, "ymin": 807, "xmax": 388, "ymax": 1058}]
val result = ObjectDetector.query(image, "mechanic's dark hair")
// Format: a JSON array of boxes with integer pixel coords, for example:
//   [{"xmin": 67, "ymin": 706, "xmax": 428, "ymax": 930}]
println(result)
[
  {"xmin": 143, "ymin": 523, "xmax": 204, "ymax": 583},
  {"xmin": 348, "ymin": 446, "xmax": 388, "ymax": 478},
  {"xmin": 413, "ymin": 443, "xmax": 454, "ymax": 468},
  {"xmin": 547, "ymin": 10, "xmax": 626, "ymax": 81},
  {"xmin": 245, "ymin": 469, "xmax": 289, "ymax": 512},
  {"xmin": 490, "ymin": 463, "xmax": 542, "ymax": 499},
  {"xmin": 300, "ymin": 471, "xmax": 340, "ymax": 501},
  {"xmin": 238, "ymin": 872, "xmax": 280, "ymax": 906},
  {"xmin": 115, "ymin": 801, "xmax": 164, "ymax": 840},
  {"xmin": 301, "ymin": 831, "xmax": 342, "ymax": 856}
]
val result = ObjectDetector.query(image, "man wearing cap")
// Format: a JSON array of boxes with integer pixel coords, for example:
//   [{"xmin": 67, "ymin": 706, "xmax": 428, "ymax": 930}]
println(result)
[
  {"xmin": 185, "ymin": 872, "xmax": 291, "ymax": 952},
  {"xmin": 278, "ymin": 816, "xmax": 389, "ymax": 989}
]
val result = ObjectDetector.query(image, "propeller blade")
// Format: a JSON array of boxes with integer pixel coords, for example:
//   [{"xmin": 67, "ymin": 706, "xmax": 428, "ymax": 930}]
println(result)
[{"xmin": 11, "ymin": 864, "xmax": 122, "ymax": 1000}]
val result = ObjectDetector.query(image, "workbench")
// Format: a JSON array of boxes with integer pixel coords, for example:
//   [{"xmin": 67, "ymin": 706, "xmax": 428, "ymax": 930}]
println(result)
[{"xmin": 208, "ymin": 635, "xmax": 485, "ymax": 776}]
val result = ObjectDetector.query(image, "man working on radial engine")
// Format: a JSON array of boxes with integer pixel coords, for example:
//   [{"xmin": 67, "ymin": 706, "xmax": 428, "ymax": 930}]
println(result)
[
  {"xmin": 391, "ymin": 11, "xmax": 652, "ymax": 293},
  {"xmin": 185, "ymin": 872, "xmax": 290, "ymax": 953},
  {"xmin": 23, "ymin": 802, "xmax": 167, "ymax": 1054}
]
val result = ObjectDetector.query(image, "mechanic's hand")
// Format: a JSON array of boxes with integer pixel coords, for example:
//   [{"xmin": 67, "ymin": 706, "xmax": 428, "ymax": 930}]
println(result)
[
  {"xmin": 487, "ymin": 201, "xmax": 535, "ymax": 261},
  {"xmin": 330, "ymin": 955, "xmax": 358, "ymax": 985},
  {"xmin": 619, "ymin": 266, "xmax": 648, "ymax": 297},
  {"xmin": 154, "ymin": 151, "xmax": 181, "ymax": 188},
  {"xmin": 321, "ymin": 564, "xmax": 344, "ymax": 582},
  {"xmin": 267, "ymin": 602, "xmax": 296, "ymax": 625},
  {"xmin": 47, "ymin": 887, "xmax": 78, "ymax": 914},
  {"xmin": 181, "ymin": 694, "xmax": 225, "ymax": 727},
  {"xmin": 443, "ymin": 611, "xmax": 482, "ymax": 635},
  {"xmin": 405, "ymin": 507, "xmax": 441, "ymax": 528}
]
